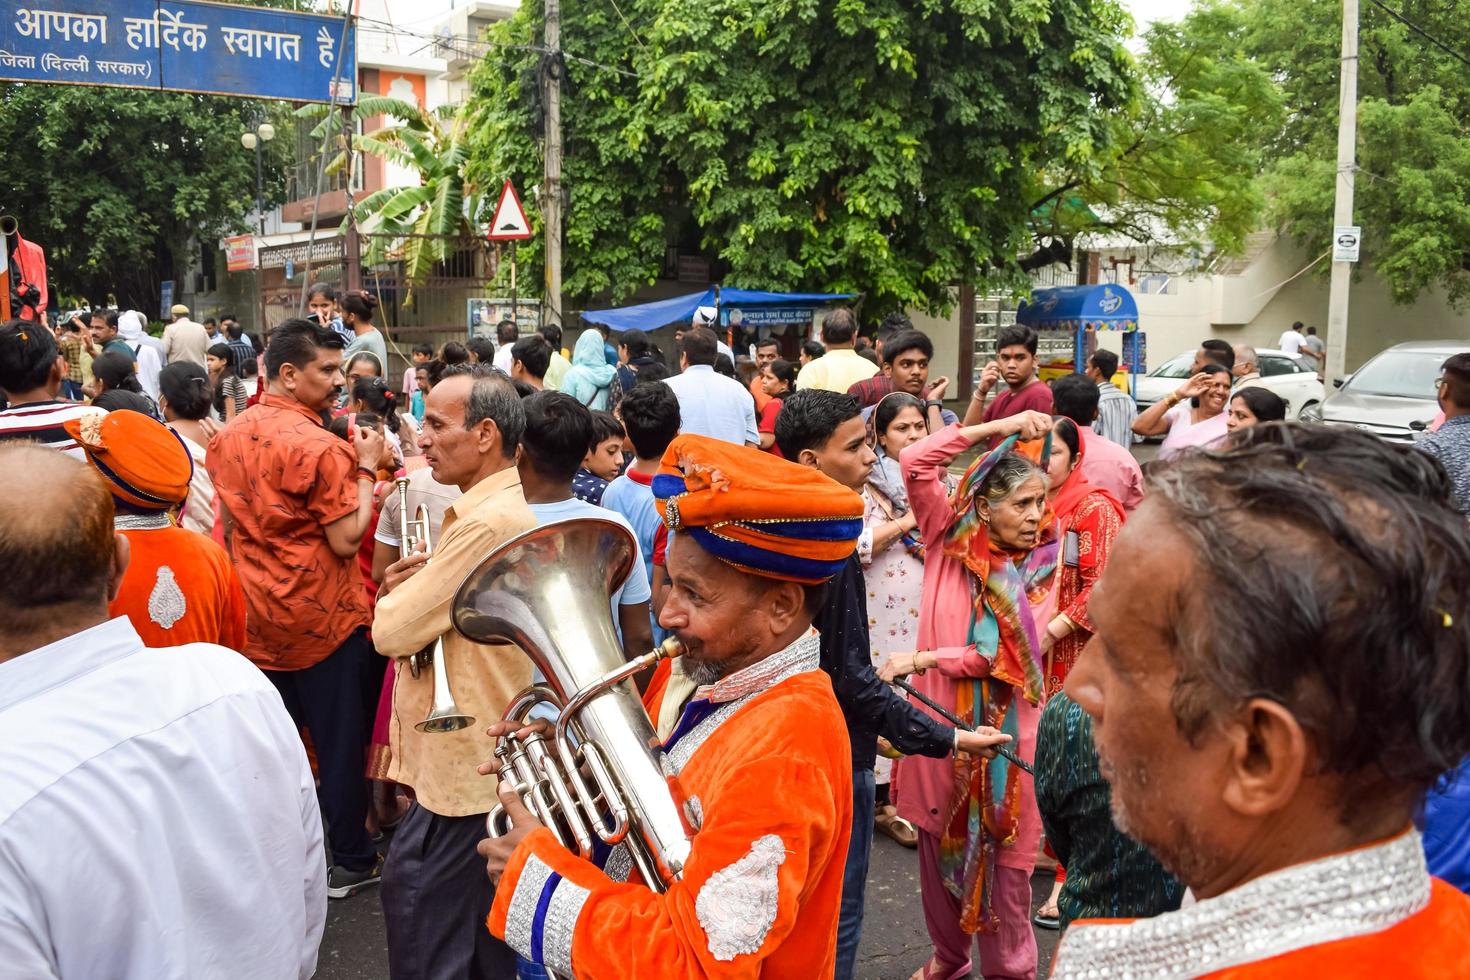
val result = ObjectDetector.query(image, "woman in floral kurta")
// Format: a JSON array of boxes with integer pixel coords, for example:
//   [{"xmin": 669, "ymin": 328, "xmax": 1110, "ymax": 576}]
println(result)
[{"xmin": 858, "ymin": 394, "xmax": 933, "ymax": 847}]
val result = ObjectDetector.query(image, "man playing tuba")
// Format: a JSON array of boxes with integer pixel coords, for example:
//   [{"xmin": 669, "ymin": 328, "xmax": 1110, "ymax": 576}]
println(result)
[{"xmin": 479, "ymin": 434, "xmax": 1009, "ymax": 977}]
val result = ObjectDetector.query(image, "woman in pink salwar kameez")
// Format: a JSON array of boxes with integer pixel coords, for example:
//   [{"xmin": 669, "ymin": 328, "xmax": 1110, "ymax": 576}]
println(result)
[{"xmin": 882, "ymin": 410, "xmax": 1058, "ymax": 980}]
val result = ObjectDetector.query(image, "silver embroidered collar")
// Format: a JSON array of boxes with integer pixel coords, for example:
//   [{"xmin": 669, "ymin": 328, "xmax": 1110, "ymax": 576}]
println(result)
[
  {"xmin": 113, "ymin": 512, "xmax": 173, "ymax": 531},
  {"xmin": 1051, "ymin": 828, "xmax": 1431, "ymax": 979},
  {"xmin": 696, "ymin": 630, "xmax": 821, "ymax": 704}
]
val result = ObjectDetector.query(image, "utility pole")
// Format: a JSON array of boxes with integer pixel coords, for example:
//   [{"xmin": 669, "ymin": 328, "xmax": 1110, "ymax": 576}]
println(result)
[
  {"xmin": 542, "ymin": 0, "xmax": 564, "ymax": 328},
  {"xmin": 1324, "ymin": 0, "xmax": 1358, "ymax": 385}
]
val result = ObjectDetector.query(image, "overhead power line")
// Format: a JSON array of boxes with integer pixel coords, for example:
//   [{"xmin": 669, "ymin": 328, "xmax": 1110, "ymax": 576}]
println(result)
[{"xmin": 1364, "ymin": 0, "xmax": 1470, "ymax": 71}]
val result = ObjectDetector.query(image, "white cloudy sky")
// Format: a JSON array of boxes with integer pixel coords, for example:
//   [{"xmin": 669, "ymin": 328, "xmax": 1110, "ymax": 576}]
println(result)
[{"xmin": 1124, "ymin": 0, "xmax": 1186, "ymax": 29}]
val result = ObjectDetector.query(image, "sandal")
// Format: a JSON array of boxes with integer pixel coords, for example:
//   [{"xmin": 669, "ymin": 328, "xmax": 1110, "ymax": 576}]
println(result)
[
  {"xmin": 874, "ymin": 805, "xmax": 919, "ymax": 848},
  {"xmin": 909, "ymin": 955, "xmax": 970, "ymax": 980},
  {"xmin": 1033, "ymin": 902, "xmax": 1060, "ymax": 930}
]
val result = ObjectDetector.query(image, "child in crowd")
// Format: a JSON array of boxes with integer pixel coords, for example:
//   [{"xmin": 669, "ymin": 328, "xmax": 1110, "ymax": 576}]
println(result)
[
  {"xmin": 572, "ymin": 410, "xmax": 625, "ymax": 505},
  {"xmin": 602, "ymin": 383, "xmax": 681, "ymax": 632}
]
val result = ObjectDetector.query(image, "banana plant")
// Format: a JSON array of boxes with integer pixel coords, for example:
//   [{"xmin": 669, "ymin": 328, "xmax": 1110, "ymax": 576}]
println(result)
[{"xmin": 296, "ymin": 95, "xmax": 485, "ymax": 303}]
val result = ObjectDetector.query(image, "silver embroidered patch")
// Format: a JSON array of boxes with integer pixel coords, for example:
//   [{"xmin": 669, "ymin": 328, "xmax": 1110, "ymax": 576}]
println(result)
[
  {"xmin": 147, "ymin": 566, "xmax": 186, "ymax": 630},
  {"xmin": 1051, "ymin": 830, "xmax": 1431, "ymax": 980},
  {"xmin": 542, "ymin": 877, "xmax": 590, "ymax": 976},
  {"xmin": 684, "ymin": 795, "xmax": 704, "ymax": 830},
  {"xmin": 604, "ymin": 844, "xmax": 633, "ymax": 884},
  {"xmin": 695, "ymin": 835, "xmax": 788, "ymax": 961},
  {"xmin": 503, "ymin": 853, "xmax": 555, "ymax": 961}
]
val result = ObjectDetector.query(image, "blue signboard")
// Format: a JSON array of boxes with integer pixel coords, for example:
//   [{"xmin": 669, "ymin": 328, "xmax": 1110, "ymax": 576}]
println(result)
[{"xmin": 0, "ymin": 1, "xmax": 355, "ymax": 104}]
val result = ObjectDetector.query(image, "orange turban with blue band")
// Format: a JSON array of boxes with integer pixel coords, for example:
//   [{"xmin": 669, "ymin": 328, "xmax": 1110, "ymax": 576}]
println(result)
[
  {"xmin": 652, "ymin": 434, "xmax": 864, "ymax": 584},
  {"xmin": 63, "ymin": 409, "xmax": 194, "ymax": 513}
]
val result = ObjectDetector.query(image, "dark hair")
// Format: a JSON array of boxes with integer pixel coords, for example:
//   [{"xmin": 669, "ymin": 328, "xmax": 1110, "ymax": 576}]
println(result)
[
  {"xmin": 352, "ymin": 375, "xmax": 401, "ymax": 435},
  {"xmin": 618, "ymin": 381, "xmax": 681, "ymax": 460},
  {"xmin": 345, "ymin": 351, "xmax": 383, "ymax": 377},
  {"xmin": 1199, "ymin": 362, "xmax": 1231, "ymax": 381},
  {"xmin": 306, "ymin": 282, "xmax": 338, "ymax": 303},
  {"xmin": 520, "ymin": 390, "xmax": 594, "ymax": 482},
  {"xmin": 754, "ymin": 336, "xmax": 780, "ymax": 352},
  {"xmin": 679, "ymin": 327, "xmax": 718, "ymax": 367},
  {"xmin": 874, "ymin": 392, "xmax": 926, "ymax": 447},
  {"xmin": 765, "ymin": 358, "xmax": 797, "ymax": 397},
  {"xmin": 714, "ymin": 353, "xmax": 736, "ymax": 378},
  {"xmin": 225, "ymin": 321, "xmax": 244, "ymax": 341},
  {"xmin": 1292, "ymin": 320, "xmax": 1304, "ymax": 331},
  {"xmin": 92, "ymin": 351, "xmax": 143, "ymax": 393},
  {"xmin": 820, "ymin": 307, "xmax": 857, "ymax": 345},
  {"xmin": 1306, "ymin": 325, "xmax": 1318, "ymax": 336},
  {"xmin": 158, "ymin": 361, "xmax": 212, "ymax": 420},
  {"xmin": 1090, "ymin": 349, "xmax": 1119, "ymax": 378},
  {"xmin": 509, "ymin": 377, "xmax": 537, "ymax": 398},
  {"xmin": 440, "ymin": 363, "xmax": 526, "ymax": 454},
  {"xmin": 1050, "ymin": 372, "xmax": 1101, "ymax": 427},
  {"xmin": 1440, "ymin": 353, "xmax": 1470, "ymax": 411},
  {"xmin": 620, "ymin": 328, "xmax": 654, "ymax": 361},
  {"xmin": 774, "ymin": 388, "xmax": 861, "ymax": 460},
  {"xmin": 538, "ymin": 323, "xmax": 562, "ymax": 349},
  {"xmin": 1150, "ymin": 423, "xmax": 1470, "ymax": 818},
  {"xmin": 466, "ymin": 337, "xmax": 496, "ymax": 364},
  {"xmin": 876, "ymin": 311, "xmax": 914, "ymax": 348},
  {"xmin": 996, "ymin": 325, "xmax": 1039, "ymax": 355},
  {"xmin": 440, "ymin": 341, "xmax": 470, "ymax": 365},
  {"xmin": 1052, "ymin": 415, "xmax": 1081, "ymax": 462},
  {"xmin": 511, "ymin": 335, "xmax": 552, "ymax": 378},
  {"xmin": 412, "ymin": 343, "xmax": 435, "ymax": 358},
  {"xmin": 588, "ymin": 409, "xmax": 624, "ymax": 447},
  {"xmin": 1231, "ymin": 386, "xmax": 1287, "ymax": 424},
  {"xmin": 203, "ymin": 317, "xmax": 217, "ymax": 328},
  {"xmin": 496, "ymin": 319, "xmax": 519, "ymax": 344},
  {"xmin": 219, "ymin": 311, "xmax": 237, "ymax": 323},
  {"xmin": 856, "ymin": 347, "xmax": 880, "ymax": 366},
  {"xmin": 801, "ymin": 340, "xmax": 825, "ymax": 362},
  {"xmin": 1201, "ymin": 339, "xmax": 1235, "ymax": 371},
  {"xmin": 881, "ymin": 329, "xmax": 933, "ymax": 366},
  {"xmin": 207, "ymin": 342, "xmax": 239, "ymax": 376},
  {"xmin": 339, "ymin": 289, "xmax": 379, "ymax": 323},
  {"xmin": 328, "ymin": 411, "xmax": 382, "ymax": 443},
  {"xmin": 93, "ymin": 390, "xmax": 157, "ymax": 417},
  {"xmin": 0, "ymin": 319, "xmax": 60, "ymax": 394},
  {"xmin": 633, "ymin": 360, "xmax": 672, "ymax": 386},
  {"xmin": 425, "ymin": 358, "xmax": 447, "ymax": 387},
  {"xmin": 265, "ymin": 318, "xmax": 345, "ymax": 380}
]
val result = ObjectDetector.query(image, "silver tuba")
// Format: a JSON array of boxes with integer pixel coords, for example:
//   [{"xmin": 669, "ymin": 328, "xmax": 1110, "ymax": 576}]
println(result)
[
  {"xmin": 394, "ymin": 476, "xmax": 473, "ymax": 733},
  {"xmin": 451, "ymin": 516, "xmax": 692, "ymax": 891}
]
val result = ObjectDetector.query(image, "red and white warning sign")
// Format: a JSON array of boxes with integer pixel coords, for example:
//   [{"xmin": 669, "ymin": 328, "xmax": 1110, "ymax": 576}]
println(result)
[{"xmin": 487, "ymin": 179, "xmax": 533, "ymax": 241}]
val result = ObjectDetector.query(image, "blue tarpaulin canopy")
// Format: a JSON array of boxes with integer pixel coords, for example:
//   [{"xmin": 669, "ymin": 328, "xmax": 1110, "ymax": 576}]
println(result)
[
  {"xmin": 1017, "ymin": 284, "xmax": 1139, "ymax": 333},
  {"xmin": 579, "ymin": 288, "xmax": 856, "ymax": 332}
]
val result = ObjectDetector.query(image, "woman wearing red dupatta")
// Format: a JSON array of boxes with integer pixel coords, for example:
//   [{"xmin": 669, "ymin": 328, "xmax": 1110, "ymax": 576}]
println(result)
[{"xmin": 880, "ymin": 410, "xmax": 1057, "ymax": 980}]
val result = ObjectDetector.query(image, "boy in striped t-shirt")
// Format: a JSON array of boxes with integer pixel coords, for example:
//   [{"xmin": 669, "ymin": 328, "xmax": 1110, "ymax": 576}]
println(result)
[{"xmin": 0, "ymin": 321, "xmax": 103, "ymax": 459}]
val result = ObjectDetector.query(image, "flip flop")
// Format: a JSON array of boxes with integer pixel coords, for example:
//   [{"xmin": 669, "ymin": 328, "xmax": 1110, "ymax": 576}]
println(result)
[{"xmin": 1033, "ymin": 908, "xmax": 1060, "ymax": 930}]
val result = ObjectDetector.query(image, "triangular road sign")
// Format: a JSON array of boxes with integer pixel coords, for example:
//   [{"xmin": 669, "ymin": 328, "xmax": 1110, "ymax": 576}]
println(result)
[{"xmin": 487, "ymin": 179, "xmax": 533, "ymax": 241}]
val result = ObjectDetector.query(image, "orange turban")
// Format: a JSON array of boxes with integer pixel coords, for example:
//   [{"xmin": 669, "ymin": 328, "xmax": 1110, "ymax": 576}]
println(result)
[
  {"xmin": 652, "ymin": 434, "xmax": 864, "ymax": 584},
  {"xmin": 63, "ymin": 409, "xmax": 194, "ymax": 513}
]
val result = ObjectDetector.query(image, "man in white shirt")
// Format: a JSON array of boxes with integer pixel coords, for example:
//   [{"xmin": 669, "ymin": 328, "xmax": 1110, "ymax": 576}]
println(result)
[
  {"xmin": 0, "ymin": 444, "xmax": 326, "ymax": 980},
  {"xmin": 1277, "ymin": 320, "xmax": 1308, "ymax": 356},
  {"xmin": 492, "ymin": 318, "xmax": 518, "ymax": 375},
  {"xmin": 661, "ymin": 327, "xmax": 760, "ymax": 446},
  {"xmin": 795, "ymin": 307, "xmax": 880, "ymax": 393}
]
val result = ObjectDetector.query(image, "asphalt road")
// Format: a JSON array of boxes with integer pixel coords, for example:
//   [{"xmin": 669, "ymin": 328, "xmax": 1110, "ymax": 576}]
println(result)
[{"xmin": 314, "ymin": 831, "xmax": 1060, "ymax": 979}]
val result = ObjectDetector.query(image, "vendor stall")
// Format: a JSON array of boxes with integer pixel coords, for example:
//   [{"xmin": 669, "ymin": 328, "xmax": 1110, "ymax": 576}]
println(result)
[{"xmin": 1016, "ymin": 283, "xmax": 1144, "ymax": 392}]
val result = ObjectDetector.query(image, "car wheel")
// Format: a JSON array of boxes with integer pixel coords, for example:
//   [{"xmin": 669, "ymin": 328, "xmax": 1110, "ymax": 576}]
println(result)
[{"xmin": 1299, "ymin": 400, "xmax": 1322, "ymax": 423}]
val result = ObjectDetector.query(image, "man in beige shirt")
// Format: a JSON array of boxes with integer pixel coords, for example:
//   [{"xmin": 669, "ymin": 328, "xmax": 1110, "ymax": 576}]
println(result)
[
  {"xmin": 795, "ymin": 306, "xmax": 879, "ymax": 393},
  {"xmin": 372, "ymin": 363, "xmax": 535, "ymax": 979},
  {"xmin": 162, "ymin": 304, "xmax": 210, "ymax": 367}
]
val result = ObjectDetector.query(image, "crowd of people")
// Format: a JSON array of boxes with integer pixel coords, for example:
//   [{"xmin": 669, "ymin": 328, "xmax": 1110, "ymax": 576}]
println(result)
[{"xmin": 1, "ymin": 294, "xmax": 1468, "ymax": 980}]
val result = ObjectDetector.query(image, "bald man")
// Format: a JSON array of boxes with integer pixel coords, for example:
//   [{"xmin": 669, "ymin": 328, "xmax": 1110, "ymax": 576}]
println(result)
[
  {"xmin": 1233, "ymin": 344, "xmax": 1263, "ymax": 390},
  {"xmin": 0, "ymin": 445, "xmax": 326, "ymax": 979}
]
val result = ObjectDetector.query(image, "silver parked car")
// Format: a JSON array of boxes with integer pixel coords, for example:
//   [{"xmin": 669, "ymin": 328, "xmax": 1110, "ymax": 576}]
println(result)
[
  {"xmin": 1135, "ymin": 348, "xmax": 1324, "ymax": 418},
  {"xmin": 1308, "ymin": 340, "xmax": 1466, "ymax": 442}
]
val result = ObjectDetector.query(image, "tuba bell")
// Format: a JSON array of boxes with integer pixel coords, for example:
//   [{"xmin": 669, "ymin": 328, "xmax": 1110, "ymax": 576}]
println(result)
[
  {"xmin": 394, "ymin": 476, "xmax": 473, "ymax": 733},
  {"xmin": 451, "ymin": 516, "xmax": 692, "ymax": 891}
]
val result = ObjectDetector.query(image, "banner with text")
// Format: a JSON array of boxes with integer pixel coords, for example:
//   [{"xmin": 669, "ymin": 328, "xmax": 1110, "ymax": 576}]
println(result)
[{"xmin": 0, "ymin": 1, "xmax": 355, "ymax": 103}]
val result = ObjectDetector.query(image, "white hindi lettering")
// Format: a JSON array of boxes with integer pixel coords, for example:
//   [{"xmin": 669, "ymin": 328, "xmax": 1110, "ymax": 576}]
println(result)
[
  {"xmin": 39, "ymin": 51, "xmax": 90, "ymax": 73},
  {"xmin": 123, "ymin": 10, "xmax": 208, "ymax": 53},
  {"xmin": 0, "ymin": 49, "xmax": 37, "ymax": 69},
  {"xmin": 14, "ymin": 9, "xmax": 107, "ymax": 45},
  {"xmin": 96, "ymin": 60, "xmax": 151, "ymax": 78},
  {"xmin": 221, "ymin": 26, "xmax": 302, "ymax": 62},
  {"xmin": 317, "ymin": 25, "xmax": 335, "ymax": 68}
]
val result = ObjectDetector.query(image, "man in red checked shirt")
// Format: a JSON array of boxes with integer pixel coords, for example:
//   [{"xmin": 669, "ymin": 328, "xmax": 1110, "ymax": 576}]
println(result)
[{"xmin": 963, "ymin": 324, "xmax": 1054, "ymax": 431}]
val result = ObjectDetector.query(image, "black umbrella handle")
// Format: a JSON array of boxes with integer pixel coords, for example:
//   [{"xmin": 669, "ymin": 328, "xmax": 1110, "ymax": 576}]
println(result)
[{"xmin": 892, "ymin": 676, "xmax": 1033, "ymax": 775}]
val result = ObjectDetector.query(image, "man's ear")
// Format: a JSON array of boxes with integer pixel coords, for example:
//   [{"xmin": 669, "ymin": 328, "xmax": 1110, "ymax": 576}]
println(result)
[
  {"xmin": 762, "ymin": 580, "xmax": 806, "ymax": 636},
  {"xmin": 108, "ymin": 533, "xmax": 132, "ymax": 603},
  {"xmin": 1220, "ymin": 698, "xmax": 1309, "ymax": 819},
  {"xmin": 882, "ymin": 364, "xmax": 893, "ymax": 379},
  {"xmin": 797, "ymin": 448, "xmax": 821, "ymax": 472}
]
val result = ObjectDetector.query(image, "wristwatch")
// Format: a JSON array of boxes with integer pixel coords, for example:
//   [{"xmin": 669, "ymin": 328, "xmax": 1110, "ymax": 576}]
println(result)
[
  {"xmin": 924, "ymin": 399, "xmax": 944, "ymax": 410},
  {"xmin": 356, "ymin": 466, "xmax": 377, "ymax": 481}
]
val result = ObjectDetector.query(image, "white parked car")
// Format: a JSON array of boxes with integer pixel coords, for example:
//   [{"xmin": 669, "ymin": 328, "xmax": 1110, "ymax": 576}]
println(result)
[{"xmin": 1134, "ymin": 348, "xmax": 1325, "ymax": 419}]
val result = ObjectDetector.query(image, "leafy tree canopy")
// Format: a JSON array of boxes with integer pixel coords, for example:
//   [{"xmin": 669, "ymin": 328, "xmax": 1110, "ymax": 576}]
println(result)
[
  {"xmin": 468, "ymin": 0, "xmax": 1139, "ymax": 314},
  {"xmin": 0, "ymin": 83, "xmax": 286, "ymax": 311}
]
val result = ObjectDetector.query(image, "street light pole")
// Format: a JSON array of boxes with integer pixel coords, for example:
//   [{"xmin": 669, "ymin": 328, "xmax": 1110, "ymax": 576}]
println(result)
[
  {"xmin": 253, "ymin": 138, "xmax": 265, "ymax": 237},
  {"xmin": 1324, "ymin": 0, "xmax": 1358, "ymax": 385}
]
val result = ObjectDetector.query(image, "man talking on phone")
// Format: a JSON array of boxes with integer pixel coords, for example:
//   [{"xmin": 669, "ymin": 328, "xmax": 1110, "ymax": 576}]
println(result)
[{"xmin": 963, "ymin": 324, "xmax": 1053, "ymax": 430}]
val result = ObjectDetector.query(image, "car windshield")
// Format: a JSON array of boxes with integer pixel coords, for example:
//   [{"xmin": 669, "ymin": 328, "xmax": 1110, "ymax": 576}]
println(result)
[
  {"xmin": 1346, "ymin": 350, "xmax": 1450, "ymax": 399},
  {"xmin": 1149, "ymin": 352, "xmax": 1195, "ymax": 380}
]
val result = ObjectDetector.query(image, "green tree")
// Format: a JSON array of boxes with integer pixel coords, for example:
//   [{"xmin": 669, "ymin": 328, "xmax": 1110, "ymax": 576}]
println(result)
[
  {"xmin": 0, "ymin": 84, "xmax": 285, "ymax": 310},
  {"xmin": 298, "ymin": 95, "xmax": 486, "ymax": 295},
  {"xmin": 468, "ymin": 0, "xmax": 1136, "ymax": 314},
  {"xmin": 1240, "ymin": 0, "xmax": 1470, "ymax": 306},
  {"xmin": 1028, "ymin": 1, "xmax": 1284, "ymax": 260}
]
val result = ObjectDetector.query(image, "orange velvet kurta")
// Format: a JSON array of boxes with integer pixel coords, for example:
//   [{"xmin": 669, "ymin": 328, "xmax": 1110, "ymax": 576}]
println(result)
[
  {"xmin": 488, "ymin": 636, "xmax": 852, "ymax": 978},
  {"xmin": 111, "ymin": 526, "xmax": 247, "ymax": 650}
]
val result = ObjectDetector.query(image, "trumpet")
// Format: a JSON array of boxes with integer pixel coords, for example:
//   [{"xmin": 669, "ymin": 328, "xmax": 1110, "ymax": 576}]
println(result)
[
  {"xmin": 394, "ymin": 476, "xmax": 473, "ymax": 734},
  {"xmin": 453, "ymin": 517, "xmax": 694, "ymax": 892}
]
